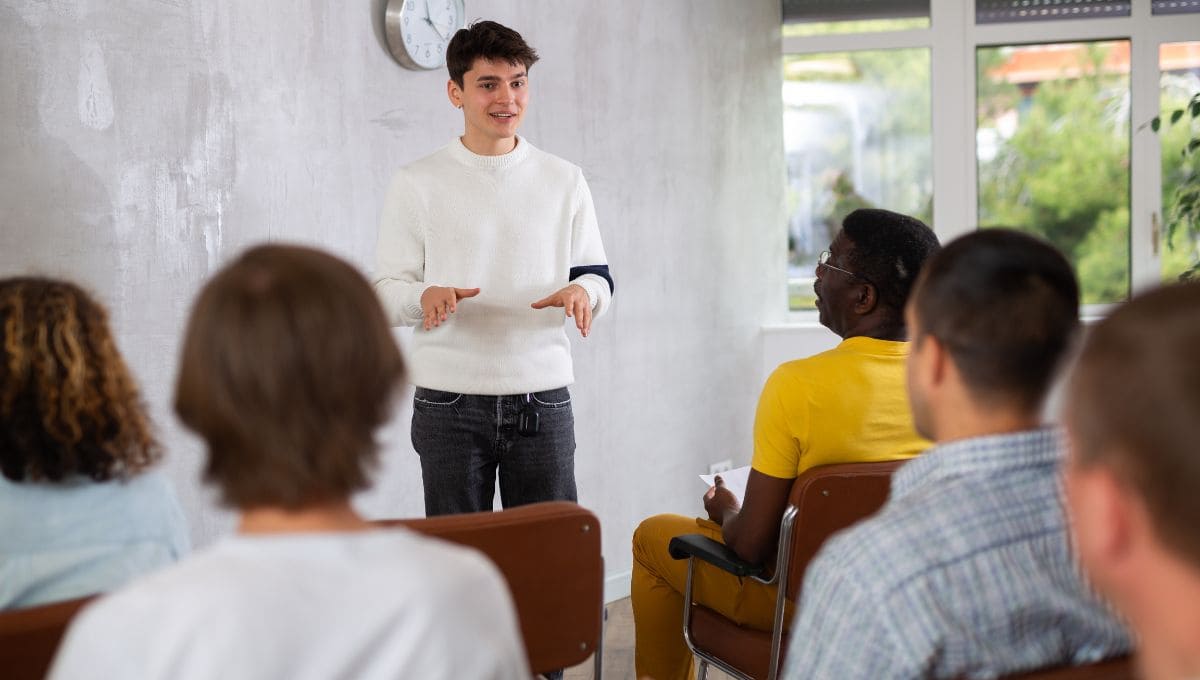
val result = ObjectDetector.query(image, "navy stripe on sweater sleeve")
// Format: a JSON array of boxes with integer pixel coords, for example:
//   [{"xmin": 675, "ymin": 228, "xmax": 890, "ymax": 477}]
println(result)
[{"xmin": 569, "ymin": 265, "xmax": 614, "ymax": 293}]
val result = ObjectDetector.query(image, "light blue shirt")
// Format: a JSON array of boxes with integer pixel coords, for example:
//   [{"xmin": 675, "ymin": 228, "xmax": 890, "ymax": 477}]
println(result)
[
  {"xmin": 0, "ymin": 469, "xmax": 190, "ymax": 610},
  {"xmin": 782, "ymin": 428, "xmax": 1131, "ymax": 679}
]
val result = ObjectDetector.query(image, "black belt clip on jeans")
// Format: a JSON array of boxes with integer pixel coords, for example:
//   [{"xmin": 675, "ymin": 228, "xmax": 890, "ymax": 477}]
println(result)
[{"xmin": 518, "ymin": 393, "xmax": 539, "ymax": 437}]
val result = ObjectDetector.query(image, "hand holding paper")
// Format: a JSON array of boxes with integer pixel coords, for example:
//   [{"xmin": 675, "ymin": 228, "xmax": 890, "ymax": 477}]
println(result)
[
  {"xmin": 698, "ymin": 465, "xmax": 751, "ymax": 503},
  {"xmin": 701, "ymin": 465, "xmax": 750, "ymax": 525}
]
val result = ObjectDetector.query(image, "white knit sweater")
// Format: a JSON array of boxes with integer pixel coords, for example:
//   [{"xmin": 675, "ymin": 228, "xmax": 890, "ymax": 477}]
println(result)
[{"xmin": 374, "ymin": 137, "xmax": 612, "ymax": 395}]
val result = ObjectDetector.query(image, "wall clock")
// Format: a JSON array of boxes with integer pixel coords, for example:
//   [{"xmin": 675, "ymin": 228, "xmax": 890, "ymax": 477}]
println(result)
[{"xmin": 384, "ymin": 0, "xmax": 465, "ymax": 70}]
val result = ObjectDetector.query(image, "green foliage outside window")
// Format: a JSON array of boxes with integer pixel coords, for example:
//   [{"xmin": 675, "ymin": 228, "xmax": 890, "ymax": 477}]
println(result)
[
  {"xmin": 977, "ymin": 43, "xmax": 1131, "ymax": 305},
  {"xmin": 1154, "ymin": 90, "xmax": 1200, "ymax": 282}
]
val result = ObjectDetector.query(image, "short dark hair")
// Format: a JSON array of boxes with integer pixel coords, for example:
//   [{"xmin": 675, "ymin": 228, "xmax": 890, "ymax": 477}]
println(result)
[
  {"xmin": 446, "ymin": 20, "xmax": 539, "ymax": 87},
  {"xmin": 1068, "ymin": 282, "xmax": 1200, "ymax": 567},
  {"xmin": 174, "ymin": 245, "xmax": 406, "ymax": 510},
  {"xmin": 841, "ymin": 208, "xmax": 940, "ymax": 317},
  {"xmin": 0, "ymin": 278, "xmax": 159, "ymax": 483},
  {"xmin": 911, "ymin": 229, "xmax": 1080, "ymax": 412}
]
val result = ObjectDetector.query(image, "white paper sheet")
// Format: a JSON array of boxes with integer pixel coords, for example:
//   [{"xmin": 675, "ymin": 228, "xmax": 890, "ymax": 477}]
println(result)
[{"xmin": 698, "ymin": 464, "xmax": 752, "ymax": 504}]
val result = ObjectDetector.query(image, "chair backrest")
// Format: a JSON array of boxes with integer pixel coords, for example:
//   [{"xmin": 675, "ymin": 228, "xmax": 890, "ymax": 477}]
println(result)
[
  {"xmin": 0, "ymin": 595, "xmax": 97, "ymax": 680},
  {"xmin": 781, "ymin": 460, "xmax": 904, "ymax": 601},
  {"xmin": 373, "ymin": 501, "xmax": 603, "ymax": 675}
]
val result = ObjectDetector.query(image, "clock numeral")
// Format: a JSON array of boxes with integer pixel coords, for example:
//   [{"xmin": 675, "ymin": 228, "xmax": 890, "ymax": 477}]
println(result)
[{"xmin": 425, "ymin": 49, "xmax": 431, "ymax": 58}]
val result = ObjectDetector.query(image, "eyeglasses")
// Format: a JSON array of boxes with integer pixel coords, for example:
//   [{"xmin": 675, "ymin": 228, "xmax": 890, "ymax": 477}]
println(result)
[{"xmin": 818, "ymin": 251, "xmax": 874, "ymax": 286}]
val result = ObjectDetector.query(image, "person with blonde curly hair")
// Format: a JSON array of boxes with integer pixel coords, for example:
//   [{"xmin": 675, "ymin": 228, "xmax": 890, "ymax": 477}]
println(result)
[{"xmin": 0, "ymin": 277, "xmax": 189, "ymax": 610}]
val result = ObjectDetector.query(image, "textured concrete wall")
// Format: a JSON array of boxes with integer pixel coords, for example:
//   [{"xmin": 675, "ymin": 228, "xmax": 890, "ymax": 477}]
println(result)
[{"xmin": 0, "ymin": 0, "xmax": 785, "ymax": 594}]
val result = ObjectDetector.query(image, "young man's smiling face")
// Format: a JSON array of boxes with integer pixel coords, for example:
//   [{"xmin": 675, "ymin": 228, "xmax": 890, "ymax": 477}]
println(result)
[{"xmin": 448, "ymin": 58, "xmax": 529, "ymax": 155}]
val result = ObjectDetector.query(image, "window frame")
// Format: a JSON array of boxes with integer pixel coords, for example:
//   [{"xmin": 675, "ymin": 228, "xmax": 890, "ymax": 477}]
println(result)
[{"xmin": 781, "ymin": 0, "xmax": 1200, "ymax": 321}]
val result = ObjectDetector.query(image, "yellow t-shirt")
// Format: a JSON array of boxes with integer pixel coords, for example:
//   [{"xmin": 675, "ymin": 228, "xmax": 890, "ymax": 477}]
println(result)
[{"xmin": 751, "ymin": 336, "xmax": 929, "ymax": 479}]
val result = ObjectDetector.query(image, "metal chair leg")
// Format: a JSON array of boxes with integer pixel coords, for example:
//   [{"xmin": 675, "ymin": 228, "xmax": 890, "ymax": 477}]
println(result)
[
  {"xmin": 697, "ymin": 659, "xmax": 710, "ymax": 680},
  {"xmin": 591, "ymin": 603, "xmax": 606, "ymax": 679}
]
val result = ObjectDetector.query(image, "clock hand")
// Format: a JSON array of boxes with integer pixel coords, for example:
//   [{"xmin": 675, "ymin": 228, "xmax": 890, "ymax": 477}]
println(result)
[
  {"xmin": 427, "ymin": 7, "xmax": 453, "ymax": 39},
  {"xmin": 421, "ymin": 0, "xmax": 437, "ymax": 30},
  {"xmin": 432, "ymin": 18, "xmax": 453, "ymax": 39}
]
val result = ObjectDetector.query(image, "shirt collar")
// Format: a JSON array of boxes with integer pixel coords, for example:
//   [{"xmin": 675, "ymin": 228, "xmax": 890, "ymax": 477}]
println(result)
[
  {"xmin": 892, "ymin": 426, "xmax": 1063, "ymax": 499},
  {"xmin": 447, "ymin": 134, "xmax": 532, "ymax": 170}
]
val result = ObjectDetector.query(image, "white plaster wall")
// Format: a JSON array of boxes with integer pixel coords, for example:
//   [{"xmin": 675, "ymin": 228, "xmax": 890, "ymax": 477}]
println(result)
[{"xmin": 0, "ymin": 0, "xmax": 785, "ymax": 598}]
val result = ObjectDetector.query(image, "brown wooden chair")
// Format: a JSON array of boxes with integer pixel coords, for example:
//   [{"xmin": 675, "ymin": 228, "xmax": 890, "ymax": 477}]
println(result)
[
  {"xmin": 374, "ymin": 500, "xmax": 604, "ymax": 678},
  {"xmin": 0, "ymin": 595, "xmax": 97, "ymax": 680},
  {"xmin": 668, "ymin": 460, "xmax": 903, "ymax": 680},
  {"xmin": 999, "ymin": 654, "xmax": 1136, "ymax": 680}
]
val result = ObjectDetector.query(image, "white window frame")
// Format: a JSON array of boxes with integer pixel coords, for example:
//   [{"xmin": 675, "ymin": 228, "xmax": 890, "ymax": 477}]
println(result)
[{"xmin": 782, "ymin": 0, "xmax": 1200, "ymax": 321}]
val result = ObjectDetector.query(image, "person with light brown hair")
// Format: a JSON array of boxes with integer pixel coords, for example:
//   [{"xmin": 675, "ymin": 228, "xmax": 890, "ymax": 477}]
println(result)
[
  {"xmin": 50, "ymin": 244, "xmax": 529, "ymax": 680},
  {"xmin": 0, "ymin": 277, "xmax": 189, "ymax": 610},
  {"xmin": 1064, "ymin": 281, "xmax": 1200, "ymax": 680}
]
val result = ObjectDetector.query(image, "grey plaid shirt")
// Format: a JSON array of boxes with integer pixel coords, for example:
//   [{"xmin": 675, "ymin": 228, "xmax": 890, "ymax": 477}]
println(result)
[{"xmin": 782, "ymin": 427, "xmax": 1131, "ymax": 680}]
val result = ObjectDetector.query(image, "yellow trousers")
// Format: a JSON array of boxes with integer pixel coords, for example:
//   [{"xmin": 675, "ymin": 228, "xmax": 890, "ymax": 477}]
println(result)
[{"xmin": 631, "ymin": 514, "xmax": 783, "ymax": 680}]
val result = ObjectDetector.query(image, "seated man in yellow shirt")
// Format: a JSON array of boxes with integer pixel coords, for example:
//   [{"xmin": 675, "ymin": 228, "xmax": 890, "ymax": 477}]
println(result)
[{"xmin": 631, "ymin": 208, "xmax": 940, "ymax": 680}]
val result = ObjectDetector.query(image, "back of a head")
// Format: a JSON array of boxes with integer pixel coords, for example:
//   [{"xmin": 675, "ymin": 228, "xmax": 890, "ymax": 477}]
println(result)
[
  {"xmin": 1068, "ymin": 281, "xmax": 1200, "ymax": 569},
  {"xmin": 911, "ymin": 229, "xmax": 1080, "ymax": 412},
  {"xmin": 174, "ymin": 245, "xmax": 406, "ymax": 510},
  {"xmin": 841, "ymin": 208, "xmax": 940, "ymax": 318},
  {"xmin": 0, "ymin": 277, "xmax": 159, "ymax": 482},
  {"xmin": 446, "ymin": 20, "xmax": 539, "ymax": 87}
]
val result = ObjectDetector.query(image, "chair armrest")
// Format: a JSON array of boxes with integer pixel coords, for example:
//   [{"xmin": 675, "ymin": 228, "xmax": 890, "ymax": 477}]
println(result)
[{"xmin": 668, "ymin": 534, "xmax": 765, "ymax": 578}]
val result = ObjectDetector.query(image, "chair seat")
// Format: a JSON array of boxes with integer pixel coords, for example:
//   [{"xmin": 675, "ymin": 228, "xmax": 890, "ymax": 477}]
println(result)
[{"xmin": 690, "ymin": 605, "xmax": 791, "ymax": 680}]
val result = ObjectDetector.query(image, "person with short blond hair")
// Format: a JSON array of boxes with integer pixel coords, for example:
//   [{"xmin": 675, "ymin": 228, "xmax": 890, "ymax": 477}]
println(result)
[
  {"xmin": 0, "ymin": 277, "xmax": 188, "ymax": 610},
  {"xmin": 1065, "ymin": 281, "xmax": 1200, "ymax": 680},
  {"xmin": 50, "ymin": 245, "xmax": 529, "ymax": 680}
]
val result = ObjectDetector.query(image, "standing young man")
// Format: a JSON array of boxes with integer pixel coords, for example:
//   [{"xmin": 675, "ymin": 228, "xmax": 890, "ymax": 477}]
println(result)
[{"xmin": 374, "ymin": 21, "xmax": 614, "ymax": 516}]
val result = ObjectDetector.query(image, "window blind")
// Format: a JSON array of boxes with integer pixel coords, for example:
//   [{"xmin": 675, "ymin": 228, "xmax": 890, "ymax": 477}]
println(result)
[
  {"xmin": 783, "ymin": 0, "xmax": 929, "ymax": 24},
  {"xmin": 976, "ymin": 0, "xmax": 1131, "ymax": 24},
  {"xmin": 1152, "ymin": 0, "xmax": 1200, "ymax": 15}
]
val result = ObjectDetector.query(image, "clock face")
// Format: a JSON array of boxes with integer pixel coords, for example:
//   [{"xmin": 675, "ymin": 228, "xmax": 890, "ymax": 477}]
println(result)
[{"xmin": 385, "ymin": 0, "xmax": 465, "ymax": 70}]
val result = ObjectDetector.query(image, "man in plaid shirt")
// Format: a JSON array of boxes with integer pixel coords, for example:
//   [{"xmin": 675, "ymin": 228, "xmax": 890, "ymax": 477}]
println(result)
[{"xmin": 782, "ymin": 230, "xmax": 1131, "ymax": 679}]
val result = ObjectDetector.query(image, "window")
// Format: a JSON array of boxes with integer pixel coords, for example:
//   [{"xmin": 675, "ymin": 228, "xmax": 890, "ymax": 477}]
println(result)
[
  {"xmin": 784, "ymin": 50, "xmax": 932, "ymax": 309},
  {"xmin": 1159, "ymin": 41, "xmax": 1200, "ymax": 282},
  {"xmin": 976, "ymin": 41, "xmax": 1131, "ymax": 304},
  {"xmin": 782, "ymin": 1, "xmax": 932, "ymax": 311},
  {"xmin": 778, "ymin": 1, "xmax": 1200, "ymax": 315}
]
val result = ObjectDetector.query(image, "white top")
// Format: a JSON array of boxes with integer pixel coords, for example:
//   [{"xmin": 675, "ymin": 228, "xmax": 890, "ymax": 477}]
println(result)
[
  {"xmin": 0, "ymin": 470, "xmax": 189, "ymax": 610},
  {"xmin": 49, "ymin": 529, "xmax": 530, "ymax": 680},
  {"xmin": 374, "ymin": 136, "xmax": 612, "ymax": 395}
]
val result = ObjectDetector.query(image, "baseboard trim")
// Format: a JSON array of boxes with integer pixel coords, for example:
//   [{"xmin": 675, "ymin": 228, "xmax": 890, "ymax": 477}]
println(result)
[{"xmin": 604, "ymin": 569, "xmax": 631, "ymax": 604}]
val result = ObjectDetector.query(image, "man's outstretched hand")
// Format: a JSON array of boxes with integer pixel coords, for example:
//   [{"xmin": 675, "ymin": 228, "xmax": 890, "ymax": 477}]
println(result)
[
  {"xmin": 420, "ymin": 286, "xmax": 480, "ymax": 330},
  {"xmin": 531, "ymin": 283, "xmax": 593, "ymax": 337}
]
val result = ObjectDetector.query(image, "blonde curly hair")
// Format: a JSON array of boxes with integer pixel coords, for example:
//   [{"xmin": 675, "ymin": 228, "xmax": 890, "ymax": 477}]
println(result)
[{"xmin": 0, "ymin": 278, "xmax": 160, "ymax": 482}]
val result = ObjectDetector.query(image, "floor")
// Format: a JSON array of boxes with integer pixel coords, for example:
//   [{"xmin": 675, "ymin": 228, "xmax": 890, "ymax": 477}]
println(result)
[{"xmin": 562, "ymin": 598, "xmax": 738, "ymax": 680}]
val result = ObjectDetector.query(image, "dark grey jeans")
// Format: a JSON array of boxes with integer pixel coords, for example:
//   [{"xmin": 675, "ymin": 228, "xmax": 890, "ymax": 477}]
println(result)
[{"xmin": 411, "ymin": 386, "xmax": 578, "ymax": 517}]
